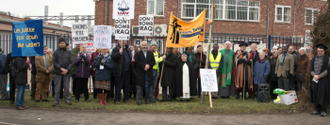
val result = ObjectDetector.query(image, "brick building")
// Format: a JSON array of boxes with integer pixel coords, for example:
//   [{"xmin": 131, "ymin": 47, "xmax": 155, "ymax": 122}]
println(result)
[{"xmin": 95, "ymin": 0, "xmax": 328, "ymax": 48}]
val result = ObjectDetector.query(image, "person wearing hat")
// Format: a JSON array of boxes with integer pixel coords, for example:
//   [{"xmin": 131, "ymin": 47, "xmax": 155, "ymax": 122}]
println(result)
[
  {"xmin": 275, "ymin": 46, "xmax": 294, "ymax": 91},
  {"xmin": 310, "ymin": 43, "xmax": 330, "ymax": 117},
  {"xmin": 150, "ymin": 42, "xmax": 165, "ymax": 102},
  {"xmin": 52, "ymin": 38, "xmax": 74, "ymax": 106},
  {"xmin": 73, "ymin": 45, "xmax": 91, "ymax": 102},
  {"xmin": 234, "ymin": 42, "xmax": 253, "ymax": 100}
]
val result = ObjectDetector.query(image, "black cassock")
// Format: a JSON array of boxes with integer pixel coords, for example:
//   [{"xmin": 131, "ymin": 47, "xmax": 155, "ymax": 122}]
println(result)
[
  {"xmin": 160, "ymin": 53, "xmax": 177, "ymax": 87},
  {"xmin": 172, "ymin": 60, "xmax": 197, "ymax": 97},
  {"xmin": 310, "ymin": 55, "xmax": 330, "ymax": 111}
]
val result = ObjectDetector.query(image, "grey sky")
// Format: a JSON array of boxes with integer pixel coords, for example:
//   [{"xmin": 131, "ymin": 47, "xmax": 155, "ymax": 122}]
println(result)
[{"xmin": 0, "ymin": 0, "xmax": 95, "ymax": 27}]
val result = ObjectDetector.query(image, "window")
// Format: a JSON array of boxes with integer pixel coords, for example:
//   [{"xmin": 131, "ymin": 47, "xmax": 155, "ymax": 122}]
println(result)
[
  {"xmin": 147, "ymin": 0, "xmax": 164, "ymax": 16},
  {"xmin": 275, "ymin": 6, "xmax": 291, "ymax": 23},
  {"xmin": 305, "ymin": 8, "xmax": 320, "ymax": 25},
  {"xmin": 182, "ymin": 0, "xmax": 259, "ymax": 21}
]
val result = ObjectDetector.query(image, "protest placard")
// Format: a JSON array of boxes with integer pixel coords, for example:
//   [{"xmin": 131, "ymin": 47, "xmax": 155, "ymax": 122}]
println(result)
[
  {"xmin": 114, "ymin": 19, "xmax": 130, "ymax": 40},
  {"xmin": 72, "ymin": 22, "xmax": 89, "ymax": 43},
  {"xmin": 138, "ymin": 15, "xmax": 154, "ymax": 36},
  {"xmin": 12, "ymin": 19, "xmax": 43, "ymax": 57},
  {"xmin": 94, "ymin": 25, "xmax": 112, "ymax": 49},
  {"xmin": 200, "ymin": 69, "xmax": 218, "ymax": 92},
  {"xmin": 112, "ymin": 0, "xmax": 135, "ymax": 19}
]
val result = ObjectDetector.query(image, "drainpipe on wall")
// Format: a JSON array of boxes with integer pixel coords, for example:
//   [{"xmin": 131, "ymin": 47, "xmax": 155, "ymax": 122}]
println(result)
[{"xmin": 292, "ymin": 0, "xmax": 296, "ymax": 44}]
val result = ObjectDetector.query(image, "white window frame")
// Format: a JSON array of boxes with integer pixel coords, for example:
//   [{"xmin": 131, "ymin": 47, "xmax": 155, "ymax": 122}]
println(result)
[
  {"xmin": 305, "ymin": 8, "xmax": 320, "ymax": 25},
  {"xmin": 181, "ymin": 0, "xmax": 260, "ymax": 22},
  {"xmin": 147, "ymin": 0, "xmax": 165, "ymax": 16},
  {"xmin": 275, "ymin": 5, "xmax": 291, "ymax": 23}
]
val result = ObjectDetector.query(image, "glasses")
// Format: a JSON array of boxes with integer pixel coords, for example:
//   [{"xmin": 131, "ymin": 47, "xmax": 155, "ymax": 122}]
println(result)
[{"xmin": 318, "ymin": 51, "xmax": 324, "ymax": 53}]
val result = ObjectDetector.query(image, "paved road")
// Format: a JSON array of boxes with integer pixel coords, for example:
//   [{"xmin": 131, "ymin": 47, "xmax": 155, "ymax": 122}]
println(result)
[{"xmin": 0, "ymin": 107, "xmax": 329, "ymax": 125}]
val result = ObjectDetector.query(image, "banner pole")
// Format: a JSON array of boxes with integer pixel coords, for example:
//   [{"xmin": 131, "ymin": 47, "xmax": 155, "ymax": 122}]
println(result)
[{"xmin": 202, "ymin": 5, "xmax": 215, "ymax": 104}]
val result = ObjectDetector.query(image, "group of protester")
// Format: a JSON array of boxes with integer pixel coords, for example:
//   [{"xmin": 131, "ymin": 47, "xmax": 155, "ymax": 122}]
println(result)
[{"xmin": 0, "ymin": 38, "xmax": 328, "ymax": 117}]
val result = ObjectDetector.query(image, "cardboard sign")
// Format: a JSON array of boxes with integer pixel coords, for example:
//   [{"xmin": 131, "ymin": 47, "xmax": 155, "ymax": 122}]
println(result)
[
  {"xmin": 72, "ymin": 22, "xmax": 89, "ymax": 43},
  {"xmin": 138, "ymin": 15, "xmax": 154, "ymax": 36},
  {"xmin": 279, "ymin": 91, "xmax": 298, "ymax": 105},
  {"xmin": 112, "ymin": 0, "xmax": 135, "ymax": 19},
  {"xmin": 12, "ymin": 19, "xmax": 44, "ymax": 57},
  {"xmin": 114, "ymin": 19, "xmax": 130, "ymax": 40},
  {"xmin": 93, "ymin": 25, "xmax": 112, "ymax": 49},
  {"xmin": 200, "ymin": 69, "xmax": 218, "ymax": 92}
]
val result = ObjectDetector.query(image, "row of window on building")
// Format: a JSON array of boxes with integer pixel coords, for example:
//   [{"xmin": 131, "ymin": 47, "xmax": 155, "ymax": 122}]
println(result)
[{"xmin": 147, "ymin": 0, "xmax": 320, "ymax": 25}]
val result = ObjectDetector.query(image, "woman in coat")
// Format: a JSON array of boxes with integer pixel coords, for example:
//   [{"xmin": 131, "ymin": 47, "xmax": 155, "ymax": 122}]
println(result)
[
  {"xmin": 94, "ymin": 49, "xmax": 114, "ymax": 105},
  {"xmin": 73, "ymin": 45, "xmax": 91, "ymax": 102},
  {"xmin": 184, "ymin": 46, "xmax": 198, "ymax": 97},
  {"xmin": 253, "ymin": 52, "xmax": 270, "ymax": 98},
  {"xmin": 14, "ymin": 57, "xmax": 30, "ymax": 110},
  {"xmin": 295, "ymin": 48, "xmax": 310, "ymax": 93},
  {"xmin": 269, "ymin": 51, "xmax": 279, "ymax": 99}
]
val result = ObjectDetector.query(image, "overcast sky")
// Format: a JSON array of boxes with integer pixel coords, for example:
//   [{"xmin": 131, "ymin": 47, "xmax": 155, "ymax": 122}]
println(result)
[{"xmin": 0, "ymin": 0, "xmax": 95, "ymax": 27}]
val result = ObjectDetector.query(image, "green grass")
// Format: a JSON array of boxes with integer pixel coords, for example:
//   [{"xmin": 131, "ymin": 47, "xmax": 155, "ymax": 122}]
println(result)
[{"xmin": 0, "ymin": 90, "xmax": 299, "ymax": 114}]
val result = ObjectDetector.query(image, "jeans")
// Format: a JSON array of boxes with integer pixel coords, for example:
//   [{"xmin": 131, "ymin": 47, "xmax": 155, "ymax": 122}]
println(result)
[
  {"xmin": 289, "ymin": 76, "xmax": 295, "ymax": 90},
  {"xmin": 16, "ymin": 84, "xmax": 25, "ymax": 108},
  {"xmin": 151, "ymin": 70, "xmax": 158, "ymax": 100}
]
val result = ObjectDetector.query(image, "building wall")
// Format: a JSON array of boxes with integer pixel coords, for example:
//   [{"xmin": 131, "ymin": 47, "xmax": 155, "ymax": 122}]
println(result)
[{"xmin": 95, "ymin": 0, "xmax": 327, "ymax": 37}]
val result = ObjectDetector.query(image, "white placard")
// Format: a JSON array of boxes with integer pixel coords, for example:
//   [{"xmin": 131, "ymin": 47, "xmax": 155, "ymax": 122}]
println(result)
[
  {"xmin": 93, "ymin": 25, "xmax": 112, "ymax": 49},
  {"xmin": 112, "ymin": 0, "xmax": 135, "ymax": 19},
  {"xmin": 71, "ymin": 22, "xmax": 89, "ymax": 43},
  {"xmin": 114, "ymin": 19, "xmax": 130, "ymax": 40},
  {"xmin": 138, "ymin": 15, "xmax": 154, "ymax": 36},
  {"xmin": 200, "ymin": 69, "xmax": 218, "ymax": 92}
]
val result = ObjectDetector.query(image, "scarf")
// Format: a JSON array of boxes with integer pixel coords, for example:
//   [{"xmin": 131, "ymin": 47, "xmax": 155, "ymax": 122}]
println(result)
[
  {"xmin": 221, "ymin": 49, "xmax": 233, "ymax": 88},
  {"xmin": 259, "ymin": 59, "xmax": 263, "ymax": 63},
  {"xmin": 185, "ymin": 51, "xmax": 193, "ymax": 63}
]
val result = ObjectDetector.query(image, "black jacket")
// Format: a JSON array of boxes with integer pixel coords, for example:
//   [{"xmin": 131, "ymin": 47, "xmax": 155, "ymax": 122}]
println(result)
[
  {"xmin": 111, "ymin": 44, "xmax": 134, "ymax": 77},
  {"xmin": 52, "ymin": 48, "xmax": 74, "ymax": 75},
  {"xmin": 30, "ymin": 56, "xmax": 37, "ymax": 74},
  {"xmin": 134, "ymin": 51, "xmax": 155, "ymax": 87},
  {"xmin": 160, "ymin": 52, "xmax": 177, "ymax": 87},
  {"xmin": 15, "ymin": 57, "xmax": 29, "ymax": 85},
  {"xmin": 5, "ymin": 53, "xmax": 14, "ymax": 74},
  {"xmin": 269, "ymin": 56, "xmax": 278, "ymax": 81},
  {"xmin": 250, "ymin": 50, "xmax": 259, "ymax": 66}
]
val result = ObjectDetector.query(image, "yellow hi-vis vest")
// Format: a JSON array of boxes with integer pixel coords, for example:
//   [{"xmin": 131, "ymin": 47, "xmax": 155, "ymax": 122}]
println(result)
[{"xmin": 209, "ymin": 52, "xmax": 222, "ymax": 70}]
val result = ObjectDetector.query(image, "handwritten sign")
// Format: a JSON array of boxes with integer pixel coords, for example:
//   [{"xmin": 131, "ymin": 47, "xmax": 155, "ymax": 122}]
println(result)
[
  {"xmin": 200, "ymin": 69, "xmax": 218, "ymax": 92},
  {"xmin": 114, "ymin": 19, "xmax": 130, "ymax": 40},
  {"xmin": 93, "ymin": 25, "xmax": 112, "ymax": 49},
  {"xmin": 72, "ymin": 22, "xmax": 89, "ymax": 43},
  {"xmin": 12, "ymin": 19, "xmax": 43, "ymax": 57},
  {"xmin": 138, "ymin": 15, "xmax": 153, "ymax": 36}
]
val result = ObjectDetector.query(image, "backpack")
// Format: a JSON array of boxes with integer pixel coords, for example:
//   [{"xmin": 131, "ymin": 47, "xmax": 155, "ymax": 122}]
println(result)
[{"xmin": 9, "ymin": 59, "xmax": 18, "ymax": 77}]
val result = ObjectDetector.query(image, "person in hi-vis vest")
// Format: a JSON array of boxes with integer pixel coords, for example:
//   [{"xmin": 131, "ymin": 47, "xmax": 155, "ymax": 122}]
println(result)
[{"xmin": 208, "ymin": 44, "xmax": 223, "ymax": 99}]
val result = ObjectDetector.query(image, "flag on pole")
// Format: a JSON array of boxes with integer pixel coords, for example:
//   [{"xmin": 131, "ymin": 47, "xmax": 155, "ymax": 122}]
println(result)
[{"xmin": 166, "ymin": 9, "xmax": 206, "ymax": 47}]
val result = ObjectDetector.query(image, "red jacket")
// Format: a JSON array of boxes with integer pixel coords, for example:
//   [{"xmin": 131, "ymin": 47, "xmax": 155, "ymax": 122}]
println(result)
[{"xmin": 91, "ymin": 51, "xmax": 100, "ymax": 77}]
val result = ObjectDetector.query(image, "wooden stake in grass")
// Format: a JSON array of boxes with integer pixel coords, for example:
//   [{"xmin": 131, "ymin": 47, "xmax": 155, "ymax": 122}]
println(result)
[{"xmin": 209, "ymin": 92, "xmax": 212, "ymax": 108}]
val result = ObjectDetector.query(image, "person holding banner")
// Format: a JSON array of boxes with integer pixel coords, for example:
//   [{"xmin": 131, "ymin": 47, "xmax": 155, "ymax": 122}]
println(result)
[
  {"xmin": 134, "ymin": 41, "xmax": 155, "ymax": 105},
  {"xmin": 184, "ymin": 47, "xmax": 198, "ymax": 98},
  {"xmin": 218, "ymin": 41, "xmax": 236, "ymax": 98},
  {"xmin": 73, "ymin": 45, "xmax": 91, "ymax": 103},
  {"xmin": 52, "ymin": 38, "xmax": 74, "ymax": 106},
  {"xmin": 173, "ymin": 53, "xmax": 194, "ymax": 101},
  {"xmin": 111, "ymin": 40, "xmax": 133, "ymax": 104},
  {"xmin": 208, "ymin": 44, "xmax": 223, "ymax": 99},
  {"xmin": 94, "ymin": 49, "xmax": 114, "ymax": 105},
  {"xmin": 234, "ymin": 42, "xmax": 253, "ymax": 100},
  {"xmin": 195, "ymin": 45, "xmax": 206, "ymax": 98},
  {"xmin": 160, "ymin": 47, "xmax": 177, "ymax": 102}
]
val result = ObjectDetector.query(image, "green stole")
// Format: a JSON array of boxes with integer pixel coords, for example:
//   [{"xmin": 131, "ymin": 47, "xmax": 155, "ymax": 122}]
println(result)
[{"xmin": 221, "ymin": 49, "xmax": 233, "ymax": 88}]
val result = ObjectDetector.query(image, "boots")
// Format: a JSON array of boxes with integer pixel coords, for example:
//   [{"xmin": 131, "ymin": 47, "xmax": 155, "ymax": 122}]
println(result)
[
  {"xmin": 98, "ymin": 94, "xmax": 103, "ymax": 105},
  {"xmin": 103, "ymin": 93, "xmax": 108, "ymax": 105}
]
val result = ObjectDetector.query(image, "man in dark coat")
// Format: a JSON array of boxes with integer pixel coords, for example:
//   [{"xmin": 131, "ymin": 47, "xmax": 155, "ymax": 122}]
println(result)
[
  {"xmin": 195, "ymin": 45, "xmax": 206, "ymax": 98},
  {"xmin": 160, "ymin": 47, "xmax": 177, "ymax": 102},
  {"xmin": 310, "ymin": 43, "xmax": 330, "ymax": 117},
  {"xmin": 134, "ymin": 41, "xmax": 155, "ymax": 105},
  {"xmin": 111, "ymin": 40, "xmax": 134, "ymax": 104},
  {"xmin": 5, "ymin": 53, "xmax": 15, "ymax": 105},
  {"xmin": 29, "ymin": 56, "xmax": 37, "ymax": 100}
]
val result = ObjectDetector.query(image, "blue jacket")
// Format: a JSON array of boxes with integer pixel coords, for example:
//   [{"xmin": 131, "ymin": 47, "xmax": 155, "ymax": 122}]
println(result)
[
  {"xmin": 94, "ymin": 54, "xmax": 114, "ymax": 81},
  {"xmin": 0, "ymin": 52, "xmax": 7, "ymax": 74},
  {"xmin": 253, "ymin": 59, "xmax": 270, "ymax": 84}
]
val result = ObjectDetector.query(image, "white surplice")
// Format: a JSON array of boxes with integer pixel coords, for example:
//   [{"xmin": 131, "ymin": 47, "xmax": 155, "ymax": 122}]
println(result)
[{"xmin": 182, "ymin": 63, "xmax": 190, "ymax": 99}]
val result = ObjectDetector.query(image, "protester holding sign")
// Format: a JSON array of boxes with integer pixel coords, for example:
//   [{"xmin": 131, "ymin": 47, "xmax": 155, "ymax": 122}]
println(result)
[
  {"xmin": 111, "ymin": 41, "xmax": 133, "ymax": 104},
  {"xmin": 52, "ymin": 38, "xmax": 74, "ymax": 106},
  {"xmin": 218, "ymin": 41, "xmax": 236, "ymax": 98},
  {"xmin": 234, "ymin": 42, "xmax": 253, "ymax": 100}
]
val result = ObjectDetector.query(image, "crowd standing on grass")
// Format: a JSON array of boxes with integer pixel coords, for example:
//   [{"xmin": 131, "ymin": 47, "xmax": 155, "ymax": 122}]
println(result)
[{"xmin": 0, "ymin": 38, "xmax": 329, "ymax": 117}]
